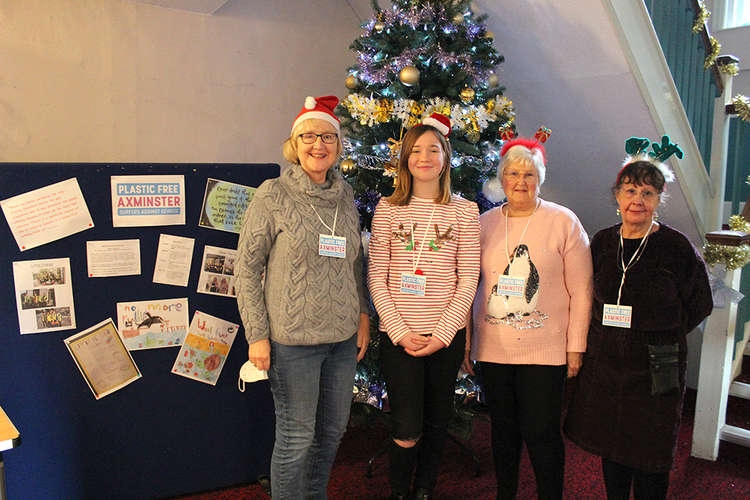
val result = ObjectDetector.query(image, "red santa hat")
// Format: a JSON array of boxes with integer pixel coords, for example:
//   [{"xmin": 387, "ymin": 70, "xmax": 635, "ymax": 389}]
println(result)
[
  {"xmin": 421, "ymin": 113, "xmax": 451, "ymax": 137},
  {"xmin": 291, "ymin": 96, "xmax": 341, "ymax": 134}
]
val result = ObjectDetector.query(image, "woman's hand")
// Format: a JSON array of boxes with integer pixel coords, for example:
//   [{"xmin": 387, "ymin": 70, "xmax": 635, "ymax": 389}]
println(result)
[
  {"xmin": 356, "ymin": 313, "xmax": 370, "ymax": 361},
  {"xmin": 248, "ymin": 339, "xmax": 271, "ymax": 371},
  {"xmin": 405, "ymin": 336, "xmax": 444, "ymax": 357},
  {"xmin": 567, "ymin": 351, "xmax": 583, "ymax": 378},
  {"xmin": 461, "ymin": 349, "xmax": 475, "ymax": 375},
  {"xmin": 398, "ymin": 333, "xmax": 431, "ymax": 353},
  {"xmin": 461, "ymin": 314, "xmax": 475, "ymax": 375}
]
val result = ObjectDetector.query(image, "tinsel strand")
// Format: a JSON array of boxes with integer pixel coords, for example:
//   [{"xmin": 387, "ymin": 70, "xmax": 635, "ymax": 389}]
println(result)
[{"xmin": 692, "ymin": 1, "xmax": 710, "ymax": 33}]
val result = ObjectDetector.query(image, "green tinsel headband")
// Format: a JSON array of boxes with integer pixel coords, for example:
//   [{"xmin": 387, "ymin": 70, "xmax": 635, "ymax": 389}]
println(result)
[{"xmin": 618, "ymin": 135, "xmax": 680, "ymax": 184}]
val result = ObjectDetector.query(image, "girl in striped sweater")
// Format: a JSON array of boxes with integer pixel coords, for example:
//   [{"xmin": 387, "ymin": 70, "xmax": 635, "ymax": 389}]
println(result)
[{"xmin": 368, "ymin": 115, "xmax": 480, "ymax": 500}]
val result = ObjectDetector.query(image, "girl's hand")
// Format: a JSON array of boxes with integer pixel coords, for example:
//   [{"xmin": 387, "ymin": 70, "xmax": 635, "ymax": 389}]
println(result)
[
  {"xmin": 248, "ymin": 339, "xmax": 271, "ymax": 371},
  {"xmin": 397, "ymin": 333, "xmax": 431, "ymax": 352},
  {"xmin": 405, "ymin": 336, "xmax": 444, "ymax": 357}
]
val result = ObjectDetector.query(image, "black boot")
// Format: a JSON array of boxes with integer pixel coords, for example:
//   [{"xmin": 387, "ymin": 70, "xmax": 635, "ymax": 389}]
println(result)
[
  {"xmin": 413, "ymin": 423, "xmax": 447, "ymax": 494},
  {"xmin": 388, "ymin": 440, "xmax": 417, "ymax": 498},
  {"xmin": 413, "ymin": 487, "xmax": 432, "ymax": 499}
]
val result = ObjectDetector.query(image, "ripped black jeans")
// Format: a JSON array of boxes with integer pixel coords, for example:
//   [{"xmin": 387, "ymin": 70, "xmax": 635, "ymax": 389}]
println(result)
[{"xmin": 380, "ymin": 328, "xmax": 465, "ymax": 491}]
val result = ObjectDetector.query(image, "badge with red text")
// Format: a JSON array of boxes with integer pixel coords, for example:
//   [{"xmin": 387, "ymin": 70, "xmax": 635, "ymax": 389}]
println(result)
[
  {"xmin": 497, "ymin": 276, "xmax": 526, "ymax": 297},
  {"xmin": 319, "ymin": 234, "xmax": 346, "ymax": 259},
  {"xmin": 400, "ymin": 273, "xmax": 427, "ymax": 296},
  {"xmin": 602, "ymin": 304, "xmax": 632, "ymax": 328}
]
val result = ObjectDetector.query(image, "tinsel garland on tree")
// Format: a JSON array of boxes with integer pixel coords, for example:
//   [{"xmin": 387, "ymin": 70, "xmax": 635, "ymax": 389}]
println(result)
[{"xmin": 338, "ymin": 0, "xmax": 515, "ymax": 229}]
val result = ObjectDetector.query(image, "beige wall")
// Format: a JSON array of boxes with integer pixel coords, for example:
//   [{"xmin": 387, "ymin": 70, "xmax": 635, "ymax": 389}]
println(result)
[{"xmin": 0, "ymin": 0, "xmax": 366, "ymax": 163}]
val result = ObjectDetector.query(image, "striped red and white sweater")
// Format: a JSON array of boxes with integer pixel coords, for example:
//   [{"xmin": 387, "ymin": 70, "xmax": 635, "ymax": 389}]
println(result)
[{"xmin": 368, "ymin": 195, "xmax": 480, "ymax": 347}]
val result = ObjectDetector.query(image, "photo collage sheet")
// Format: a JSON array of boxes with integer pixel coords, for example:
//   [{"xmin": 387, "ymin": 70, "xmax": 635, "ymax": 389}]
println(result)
[{"xmin": 1, "ymin": 175, "xmax": 256, "ymax": 398}]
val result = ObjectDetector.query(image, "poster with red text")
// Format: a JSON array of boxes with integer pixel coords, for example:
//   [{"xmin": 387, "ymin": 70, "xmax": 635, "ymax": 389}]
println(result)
[
  {"xmin": 171, "ymin": 310, "xmax": 238, "ymax": 386},
  {"xmin": 116, "ymin": 298, "xmax": 189, "ymax": 350},
  {"xmin": 111, "ymin": 175, "xmax": 185, "ymax": 227},
  {"xmin": 1, "ymin": 178, "xmax": 94, "ymax": 251}
]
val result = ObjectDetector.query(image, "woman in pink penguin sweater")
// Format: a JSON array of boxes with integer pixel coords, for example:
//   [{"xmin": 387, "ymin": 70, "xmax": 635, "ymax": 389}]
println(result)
[{"xmin": 470, "ymin": 133, "xmax": 593, "ymax": 500}]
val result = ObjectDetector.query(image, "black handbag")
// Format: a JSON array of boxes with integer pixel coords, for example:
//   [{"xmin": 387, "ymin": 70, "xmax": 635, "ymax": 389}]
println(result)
[{"xmin": 647, "ymin": 343, "xmax": 680, "ymax": 395}]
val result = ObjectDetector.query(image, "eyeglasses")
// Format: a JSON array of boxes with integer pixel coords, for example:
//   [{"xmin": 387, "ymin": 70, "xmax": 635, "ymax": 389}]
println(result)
[
  {"xmin": 502, "ymin": 171, "xmax": 537, "ymax": 181},
  {"xmin": 619, "ymin": 187, "xmax": 659, "ymax": 201},
  {"xmin": 298, "ymin": 133, "xmax": 338, "ymax": 144}
]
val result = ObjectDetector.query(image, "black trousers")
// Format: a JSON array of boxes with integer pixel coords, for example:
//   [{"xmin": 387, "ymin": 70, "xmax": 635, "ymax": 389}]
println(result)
[
  {"xmin": 480, "ymin": 362, "xmax": 567, "ymax": 500},
  {"xmin": 381, "ymin": 329, "xmax": 465, "ymax": 493},
  {"xmin": 601, "ymin": 458, "xmax": 670, "ymax": 500}
]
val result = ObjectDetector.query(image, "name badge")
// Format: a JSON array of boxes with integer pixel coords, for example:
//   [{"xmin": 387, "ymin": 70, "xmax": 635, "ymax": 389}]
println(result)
[
  {"xmin": 319, "ymin": 234, "xmax": 346, "ymax": 259},
  {"xmin": 400, "ymin": 273, "xmax": 427, "ymax": 296},
  {"xmin": 496, "ymin": 276, "xmax": 526, "ymax": 297},
  {"xmin": 602, "ymin": 304, "xmax": 632, "ymax": 328}
]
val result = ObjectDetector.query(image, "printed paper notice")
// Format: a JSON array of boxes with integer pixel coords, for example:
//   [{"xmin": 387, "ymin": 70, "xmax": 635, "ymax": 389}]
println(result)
[
  {"xmin": 86, "ymin": 239, "xmax": 141, "ymax": 277},
  {"xmin": 65, "ymin": 318, "xmax": 142, "ymax": 399},
  {"xmin": 13, "ymin": 258, "xmax": 77, "ymax": 334},
  {"xmin": 171, "ymin": 310, "xmax": 238, "ymax": 386},
  {"xmin": 117, "ymin": 298, "xmax": 189, "ymax": 350},
  {"xmin": 111, "ymin": 175, "xmax": 185, "ymax": 227},
  {"xmin": 199, "ymin": 178, "xmax": 256, "ymax": 233},
  {"xmin": 197, "ymin": 245, "xmax": 237, "ymax": 298},
  {"xmin": 153, "ymin": 234, "xmax": 195, "ymax": 287},
  {"xmin": 1, "ymin": 178, "xmax": 94, "ymax": 251}
]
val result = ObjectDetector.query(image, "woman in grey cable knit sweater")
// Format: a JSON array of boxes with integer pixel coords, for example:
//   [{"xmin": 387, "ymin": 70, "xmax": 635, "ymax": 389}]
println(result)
[{"xmin": 236, "ymin": 96, "xmax": 369, "ymax": 500}]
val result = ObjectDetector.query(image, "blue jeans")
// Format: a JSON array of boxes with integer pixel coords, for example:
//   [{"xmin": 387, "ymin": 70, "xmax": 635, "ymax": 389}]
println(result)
[{"xmin": 268, "ymin": 334, "xmax": 357, "ymax": 500}]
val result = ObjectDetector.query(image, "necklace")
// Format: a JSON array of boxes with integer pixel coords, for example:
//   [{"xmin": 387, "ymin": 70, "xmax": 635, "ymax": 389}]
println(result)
[
  {"xmin": 503, "ymin": 199, "xmax": 540, "ymax": 268},
  {"xmin": 615, "ymin": 219, "xmax": 654, "ymax": 305}
]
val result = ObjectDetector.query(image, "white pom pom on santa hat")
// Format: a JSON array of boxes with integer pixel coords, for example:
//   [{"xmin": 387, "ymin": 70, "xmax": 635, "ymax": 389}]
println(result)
[{"xmin": 482, "ymin": 176, "xmax": 505, "ymax": 203}]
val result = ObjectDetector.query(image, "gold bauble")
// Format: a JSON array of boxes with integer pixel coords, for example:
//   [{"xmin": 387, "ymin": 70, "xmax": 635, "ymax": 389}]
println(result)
[
  {"xmin": 345, "ymin": 75, "xmax": 359, "ymax": 90},
  {"xmin": 374, "ymin": 21, "xmax": 385, "ymax": 32},
  {"xmin": 340, "ymin": 159, "xmax": 356, "ymax": 173},
  {"xmin": 459, "ymin": 87, "xmax": 476, "ymax": 103},
  {"xmin": 484, "ymin": 30, "xmax": 495, "ymax": 39},
  {"xmin": 452, "ymin": 13, "xmax": 464, "ymax": 24},
  {"xmin": 488, "ymin": 73, "xmax": 499, "ymax": 88},
  {"xmin": 399, "ymin": 65, "xmax": 420, "ymax": 87}
]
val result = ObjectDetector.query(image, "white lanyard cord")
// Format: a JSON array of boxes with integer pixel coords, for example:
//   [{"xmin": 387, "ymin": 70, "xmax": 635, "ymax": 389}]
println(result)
[
  {"xmin": 309, "ymin": 202, "xmax": 339, "ymax": 236},
  {"xmin": 411, "ymin": 205, "xmax": 437, "ymax": 274},
  {"xmin": 616, "ymin": 219, "xmax": 654, "ymax": 305},
  {"xmin": 503, "ymin": 200, "xmax": 540, "ymax": 268}
]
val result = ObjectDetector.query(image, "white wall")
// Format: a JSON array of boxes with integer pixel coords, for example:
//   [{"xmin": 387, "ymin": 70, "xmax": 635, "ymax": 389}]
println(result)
[
  {"xmin": 707, "ymin": 0, "xmax": 750, "ymax": 94},
  {"xmin": 0, "ymin": 0, "xmax": 369, "ymax": 164}
]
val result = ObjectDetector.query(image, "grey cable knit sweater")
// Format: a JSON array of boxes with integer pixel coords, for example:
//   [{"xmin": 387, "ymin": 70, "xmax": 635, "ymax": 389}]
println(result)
[{"xmin": 236, "ymin": 164, "xmax": 368, "ymax": 346}]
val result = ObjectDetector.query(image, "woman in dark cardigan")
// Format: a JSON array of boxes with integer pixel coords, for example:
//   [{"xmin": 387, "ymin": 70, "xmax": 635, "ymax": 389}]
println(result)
[{"xmin": 565, "ymin": 137, "xmax": 713, "ymax": 500}]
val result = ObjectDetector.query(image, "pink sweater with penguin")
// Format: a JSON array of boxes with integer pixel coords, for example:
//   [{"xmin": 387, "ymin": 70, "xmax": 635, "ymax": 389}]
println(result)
[{"xmin": 471, "ymin": 199, "xmax": 593, "ymax": 366}]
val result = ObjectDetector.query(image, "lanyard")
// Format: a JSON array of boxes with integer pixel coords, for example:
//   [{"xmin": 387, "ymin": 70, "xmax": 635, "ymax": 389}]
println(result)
[
  {"xmin": 616, "ymin": 220, "xmax": 654, "ymax": 305},
  {"xmin": 411, "ymin": 205, "xmax": 437, "ymax": 274},
  {"xmin": 503, "ymin": 200, "xmax": 540, "ymax": 268},
  {"xmin": 309, "ymin": 202, "xmax": 339, "ymax": 236}
]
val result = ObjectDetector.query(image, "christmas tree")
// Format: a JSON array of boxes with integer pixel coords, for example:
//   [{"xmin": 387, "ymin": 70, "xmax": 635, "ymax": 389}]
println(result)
[{"xmin": 338, "ymin": 0, "xmax": 515, "ymax": 230}]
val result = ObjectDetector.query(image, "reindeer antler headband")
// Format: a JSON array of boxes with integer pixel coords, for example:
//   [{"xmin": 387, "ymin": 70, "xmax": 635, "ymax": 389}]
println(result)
[{"xmin": 482, "ymin": 125, "xmax": 552, "ymax": 203}]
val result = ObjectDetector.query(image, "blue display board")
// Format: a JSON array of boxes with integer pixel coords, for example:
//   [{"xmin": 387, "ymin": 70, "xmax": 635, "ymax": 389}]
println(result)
[{"xmin": 0, "ymin": 163, "xmax": 279, "ymax": 500}]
